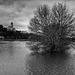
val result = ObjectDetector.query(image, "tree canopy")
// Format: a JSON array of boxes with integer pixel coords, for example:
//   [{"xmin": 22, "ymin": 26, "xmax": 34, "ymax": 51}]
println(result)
[{"xmin": 28, "ymin": 3, "xmax": 75, "ymax": 53}]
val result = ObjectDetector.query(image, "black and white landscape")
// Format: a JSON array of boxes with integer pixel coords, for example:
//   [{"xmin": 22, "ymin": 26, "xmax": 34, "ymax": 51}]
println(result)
[{"xmin": 0, "ymin": 0, "xmax": 75, "ymax": 75}]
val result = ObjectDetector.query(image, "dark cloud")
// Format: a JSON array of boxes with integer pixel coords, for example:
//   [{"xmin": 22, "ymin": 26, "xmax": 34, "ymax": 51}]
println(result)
[
  {"xmin": 0, "ymin": 0, "xmax": 23, "ymax": 5},
  {"xmin": 0, "ymin": 0, "xmax": 16, "ymax": 5},
  {"xmin": 0, "ymin": 0, "xmax": 11, "ymax": 5},
  {"xmin": 0, "ymin": 0, "xmax": 75, "ymax": 31},
  {"xmin": 0, "ymin": 0, "xmax": 27, "ymax": 11},
  {"xmin": 0, "ymin": 0, "xmax": 32, "ymax": 6}
]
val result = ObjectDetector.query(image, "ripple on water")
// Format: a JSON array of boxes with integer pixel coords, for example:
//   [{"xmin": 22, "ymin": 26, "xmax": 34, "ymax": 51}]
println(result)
[{"xmin": 0, "ymin": 41, "xmax": 75, "ymax": 75}]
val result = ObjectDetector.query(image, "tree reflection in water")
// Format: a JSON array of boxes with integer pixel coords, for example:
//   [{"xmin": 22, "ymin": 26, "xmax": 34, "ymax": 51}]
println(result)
[
  {"xmin": 25, "ymin": 41, "xmax": 75, "ymax": 74},
  {"xmin": 25, "ymin": 46, "xmax": 75, "ymax": 75},
  {"xmin": 26, "ymin": 41, "xmax": 72, "ymax": 54}
]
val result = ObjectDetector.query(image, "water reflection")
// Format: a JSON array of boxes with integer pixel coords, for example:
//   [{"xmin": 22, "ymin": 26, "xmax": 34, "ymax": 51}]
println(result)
[
  {"xmin": 26, "ymin": 41, "xmax": 75, "ymax": 75},
  {"xmin": 0, "ymin": 41, "xmax": 75, "ymax": 75},
  {"xmin": 0, "ymin": 41, "xmax": 16, "ymax": 56},
  {"xmin": 25, "ymin": 51, "xmax": 75, "ymax": 75},
  {"xmin": 26, "ymin": 41, "xmax": 71, "ymax": 54},
  {"xmin": 0, "ymin": 41, "xmax": 31, "ymax": 75}
]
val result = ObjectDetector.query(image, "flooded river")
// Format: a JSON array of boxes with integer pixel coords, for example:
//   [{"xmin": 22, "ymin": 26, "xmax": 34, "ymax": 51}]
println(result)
[{"xmin": 0, "ymin": 41, "xmax": 75, "ymax": 75}]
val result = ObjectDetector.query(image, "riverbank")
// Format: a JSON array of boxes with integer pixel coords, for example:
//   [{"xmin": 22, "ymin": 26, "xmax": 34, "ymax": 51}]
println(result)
[
  {"xmin": 0, "ymin": 37, "xmax": 75, "ymax": 42},
  {"xmin": 0, "ymin": 39, "xmax": 28, "ymax": 41}
]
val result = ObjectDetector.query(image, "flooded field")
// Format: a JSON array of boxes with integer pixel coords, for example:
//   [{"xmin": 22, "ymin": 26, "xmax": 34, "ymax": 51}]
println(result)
[{"xmin": 0, "ymin": 41, "xmax": 75, "ymax": 75}]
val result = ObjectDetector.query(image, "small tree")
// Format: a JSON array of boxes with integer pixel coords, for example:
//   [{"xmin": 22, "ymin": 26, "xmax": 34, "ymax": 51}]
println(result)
[{"xmin": 28, "ymin": 3, "xmax": 75, "ymax": 53}]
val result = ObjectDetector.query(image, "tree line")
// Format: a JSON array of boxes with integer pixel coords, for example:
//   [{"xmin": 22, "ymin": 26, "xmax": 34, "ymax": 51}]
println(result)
[
  {"xmin": 0, "ymin": 25, "xmax": 29, "ymax": 39},
  {"xmin": 0, "ymin": 24, "xmax": 42, "ymax": 40}
]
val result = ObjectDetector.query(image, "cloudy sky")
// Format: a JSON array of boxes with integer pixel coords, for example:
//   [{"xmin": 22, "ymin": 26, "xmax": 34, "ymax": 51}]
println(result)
[{"xmin": 0, "ymin": 0, "xmax": 75, "ymax": 31}]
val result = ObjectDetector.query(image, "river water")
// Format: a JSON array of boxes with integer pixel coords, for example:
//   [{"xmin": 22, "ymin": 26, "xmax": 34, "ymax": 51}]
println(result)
[{"xmin": 0, "ymin": 41, "xmax": 75, "ymax": 75}]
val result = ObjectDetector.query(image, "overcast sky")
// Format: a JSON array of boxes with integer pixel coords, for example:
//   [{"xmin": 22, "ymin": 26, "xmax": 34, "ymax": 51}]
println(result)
[{"xmin": 0, "ymin": 0, "xmax": 75, "ymax": 31}]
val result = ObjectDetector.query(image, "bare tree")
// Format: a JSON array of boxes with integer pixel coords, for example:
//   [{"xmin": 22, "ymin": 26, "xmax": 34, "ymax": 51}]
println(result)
[{"xmin": 28, "ymin": 3, "xmax": 75, "ymax": 53}]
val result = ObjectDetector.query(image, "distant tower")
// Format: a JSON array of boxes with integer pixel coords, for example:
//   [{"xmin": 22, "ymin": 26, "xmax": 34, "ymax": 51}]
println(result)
[
  {"xmin": 7, "ymin": 22, "xmax": 15, "ymax": 31},
  {"xmin": 11, "ymin": 22, "xmax": 13, "ymax": 28}
]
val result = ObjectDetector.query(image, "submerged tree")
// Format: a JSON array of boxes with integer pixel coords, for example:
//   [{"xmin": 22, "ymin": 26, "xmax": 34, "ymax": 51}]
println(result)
[{"xmin": 28, "ymin": 3, "xmax": 75, "ymax": 53}]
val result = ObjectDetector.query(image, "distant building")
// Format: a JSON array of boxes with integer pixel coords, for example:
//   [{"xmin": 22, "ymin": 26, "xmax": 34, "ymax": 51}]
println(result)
[
  {"xmin": 21, "ymin": 31, "xmax": 28, "ymax": 33},
  {"xmin": 7, "ymin": 22, "xmax": 15, "ymax": 31}
]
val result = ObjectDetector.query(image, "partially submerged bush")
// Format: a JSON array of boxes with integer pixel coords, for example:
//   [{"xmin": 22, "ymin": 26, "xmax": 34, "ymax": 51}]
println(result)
[{"xmin": 28, "ymin": 3, "xmax": 75, "ymax": 53}]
